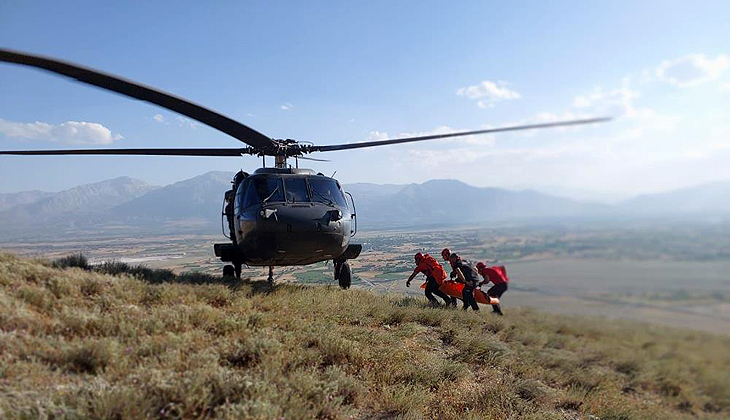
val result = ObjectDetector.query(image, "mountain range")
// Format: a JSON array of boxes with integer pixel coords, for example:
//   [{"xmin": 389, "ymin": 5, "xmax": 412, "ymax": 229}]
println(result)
[{"xmin": 0, "ymin": 171, "xmax": 728, "ymax": 240}]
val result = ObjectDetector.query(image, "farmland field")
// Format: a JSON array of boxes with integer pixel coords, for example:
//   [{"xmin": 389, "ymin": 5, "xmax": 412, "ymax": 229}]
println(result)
[{"xmin": 2, "ymin": 224, "xmax": 728, "ymax": 334}]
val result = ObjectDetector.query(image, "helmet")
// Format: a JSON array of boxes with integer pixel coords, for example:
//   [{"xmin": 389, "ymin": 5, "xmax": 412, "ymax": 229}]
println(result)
[
  {"xmin": 441, "ymin": 248, "xmax": 451, "ymax": 260},
  {"xmin": 476, "ymin": 262, "xmax": 486, "ymax": 271},
  {"xmin": 448, "ymin": 253, "xmax": 460, "ymax": 262},
  {"xmin": 414, "ymin": 252, "xmax": 424, "ymax": 263}
]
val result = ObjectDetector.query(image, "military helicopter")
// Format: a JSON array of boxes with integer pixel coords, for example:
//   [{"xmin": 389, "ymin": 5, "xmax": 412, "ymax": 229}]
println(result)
[{"xmin": 0, "ymin": 48, "xmax": 610, "ymax": 288}]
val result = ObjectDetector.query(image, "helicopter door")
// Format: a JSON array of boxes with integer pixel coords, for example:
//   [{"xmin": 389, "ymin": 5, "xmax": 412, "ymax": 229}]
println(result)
[{"xmin": 345, "ymin": 191, "xmax": 357, "ymax": 237}]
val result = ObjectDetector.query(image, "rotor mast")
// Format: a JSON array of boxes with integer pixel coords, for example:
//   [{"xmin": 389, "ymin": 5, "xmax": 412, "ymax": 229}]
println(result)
[{"xmin": 274, "ymin": 155, "xmax": 287, "ymax": 168}]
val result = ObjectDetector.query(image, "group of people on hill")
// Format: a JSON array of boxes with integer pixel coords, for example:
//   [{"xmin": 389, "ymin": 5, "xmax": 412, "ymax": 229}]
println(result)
[{"xmin": 406, "ymin": 248, "xmax": 509, "ymax": 315}]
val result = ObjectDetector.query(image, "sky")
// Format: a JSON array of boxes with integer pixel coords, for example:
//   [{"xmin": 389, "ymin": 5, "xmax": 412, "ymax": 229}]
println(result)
[{"xmin": 1, "ymin": 1, "xmax": 729, "ymax": 201}]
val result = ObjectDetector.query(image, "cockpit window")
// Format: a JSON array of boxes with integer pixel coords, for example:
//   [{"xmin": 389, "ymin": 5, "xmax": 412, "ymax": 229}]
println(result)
[
  {"xmin": 242, "ymin": 177, "xmax": 283, "ymax": 209},
  {"xmin": 309, "ymin": 178, "xmax": 348, "ymax": 207},
  {"xmin": 284, "ymin": 178, "xmax": 310, "ymax": 203}
]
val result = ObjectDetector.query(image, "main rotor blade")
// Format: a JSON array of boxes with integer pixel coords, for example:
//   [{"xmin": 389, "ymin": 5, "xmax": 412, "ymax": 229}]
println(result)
[
  {"xmin": 0, "ymin": 148, "xmax": 250, "ymax": 156},
  {"xmin": 297, "ymin": 155, "xmax": 330, "ymax": 162},
  {"xmin": 0, "ymin": 48, "xmax": 274, "ymax": 150},
  {"xmin": 312, "ymin": 117, "xmax": 611, "ymax": 152}
]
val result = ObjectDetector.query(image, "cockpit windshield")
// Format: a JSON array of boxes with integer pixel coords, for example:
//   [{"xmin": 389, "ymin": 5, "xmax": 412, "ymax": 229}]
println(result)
[
  {"xmin": 240, "ymin": 176, "xmax": 348, "ymax": 209},
  {"xmin": 309, "ymin": 178, "xmax": 348, "ymax": 207},
  {"xmin": 284, "ymin": 178, "xmax": 310, "ymax": 203},
  {"xmin": 242, "ymin": 177, "xmax": 284, "ymax": 208}
]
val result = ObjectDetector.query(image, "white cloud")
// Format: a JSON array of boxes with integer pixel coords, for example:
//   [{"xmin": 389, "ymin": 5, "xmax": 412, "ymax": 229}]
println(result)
[
  {"xmin": 175, "ymin": 116, "xmax": 199, "ymax": 129},
  {"xmin": 0, "ymin": 118, "xmax": 123, "ymax": 145},
  {"xmin": 720, "ymin": 82, "xmax": 730, "ymax": 92},
  {"xmin": 457, "ymin": 80, "xmax": 520, "ymax": 108},
  {"xmin": 572, "ymin": 85, "xmax": 643, "ymax": 118},
  {"xmin": 152, "ymin": 114, "xmax": 165, "ymax": 123},
  {"xmin": 397, "ymin": 125, "xmax": 495, "ymax": 146},
  {"xmin": 570, "ymin": 78, "xmax": 678, "ymax": 130},
  {"xmin": 655, "ymin": 53, "xmax": 729, "ymax": 88},
  {"xmin": 366, "ymin": 125, "xmax": 496, "ymax": 147},
  {"xmin": 280, "ymin": 103, "xmax": 292, "ymax": 111},
  {"xmin": 367, "ymin": 131, "xmax": 389, "ymax": 141}
]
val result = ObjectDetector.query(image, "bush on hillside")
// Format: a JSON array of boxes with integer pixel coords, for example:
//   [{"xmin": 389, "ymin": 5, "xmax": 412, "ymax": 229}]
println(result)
[{"xmin": 52, "ymin": 253, "xmax": 89, "ymax": 270}]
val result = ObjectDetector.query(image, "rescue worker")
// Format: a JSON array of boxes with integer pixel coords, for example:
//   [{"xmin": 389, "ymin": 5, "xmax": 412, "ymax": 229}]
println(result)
[
  {"xmin": 406, "ymin": 252, "xmax": 454, "ymax": 307},
  {"xmin": 449, "ymin": 253, "xmax": 480, "ymax": 311},
  {"xmin": 476, "ymin": 262, "xmax": 508, "ymax": 316},
  {"xmin": 224, "ymin": 189, "xmax": 235, "ymax": 244},
  {"xmin": 442, "ymin": 247, "xmax": 457, "ymax": 279},
  {"xmin": 440, "ymin": 248, "xmax": 460, "ymax": 306}
]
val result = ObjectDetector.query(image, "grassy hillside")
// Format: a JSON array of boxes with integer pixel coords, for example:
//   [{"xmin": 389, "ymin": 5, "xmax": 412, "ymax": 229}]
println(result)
[{"xmin": 0, "ymin": 253, "xmax": 728, "ymax": 419}]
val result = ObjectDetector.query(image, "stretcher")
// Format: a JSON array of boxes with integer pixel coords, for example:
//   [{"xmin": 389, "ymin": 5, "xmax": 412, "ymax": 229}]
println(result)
[{"xmin": 421, "ymin": 280, "xmax": 499, "ymax": 305}]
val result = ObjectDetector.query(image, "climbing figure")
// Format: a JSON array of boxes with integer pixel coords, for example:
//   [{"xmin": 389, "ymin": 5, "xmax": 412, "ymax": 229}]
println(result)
[
  {"xmin": 449, "ymin": 253, "xmax": 480, "ymax": 311},
  {"xmin": 477, "ymin": 262, "xmax": 509, "ymax": 315},
  {"xmin": 406, "ymin": 252, "xmax": 454, "ymax": 307}
]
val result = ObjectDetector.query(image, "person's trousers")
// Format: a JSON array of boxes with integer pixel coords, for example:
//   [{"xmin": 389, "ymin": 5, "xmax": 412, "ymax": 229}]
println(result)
[
  {"xmin": 462, "ymin": 285, "xmax": 479, "ymax": 311},
  {"xmin": 487, "ymin": 283, "xmax": 507, "ymax": 314},
  {"xmin": 425, "ymin": 276, "xmax": 451, "ymax": 305}
]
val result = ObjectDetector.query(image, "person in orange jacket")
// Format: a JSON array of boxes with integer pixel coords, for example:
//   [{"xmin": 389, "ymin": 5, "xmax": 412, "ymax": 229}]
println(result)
[
  {"xmin": 476, "ymin": 262, "xmax": 508, "ymax": 315},
  {"xmin": 406, "ymin": 252, "xmax": 454, "ymax": 307}
]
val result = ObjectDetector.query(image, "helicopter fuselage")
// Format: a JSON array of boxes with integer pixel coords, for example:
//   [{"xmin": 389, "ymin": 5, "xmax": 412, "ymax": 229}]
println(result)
[{"xmin": 215, "ymin": 167, "xmax": 360, "ymax": 267}]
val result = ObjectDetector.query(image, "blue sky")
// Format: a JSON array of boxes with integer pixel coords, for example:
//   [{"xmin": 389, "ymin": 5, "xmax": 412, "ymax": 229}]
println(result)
[{"xmin": 1, "ymin": 1, "xmax": 729, "ymax": 201}]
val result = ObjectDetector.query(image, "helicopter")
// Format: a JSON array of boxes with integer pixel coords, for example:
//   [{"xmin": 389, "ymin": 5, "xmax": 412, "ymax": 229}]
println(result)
[{"xmin": 0, "ymin": 48, "xmax": 610, "ymax": 288}]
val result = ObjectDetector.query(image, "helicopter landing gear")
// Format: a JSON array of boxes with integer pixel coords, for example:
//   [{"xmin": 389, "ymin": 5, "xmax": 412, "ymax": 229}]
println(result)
[
  {"xmin": 234, "ymin": 262, "xmax": 242, "ymax": 279},
  {"xmin": 334, "ymin": 259, "xmax": 351, "ymax": 289},
  {"xmin": 267, "ymin": 266, "xmax": 274, "ymax": 288},
  {"xmin": 223, "ymin": 264, "xmax": 235, "ymax": 277}
]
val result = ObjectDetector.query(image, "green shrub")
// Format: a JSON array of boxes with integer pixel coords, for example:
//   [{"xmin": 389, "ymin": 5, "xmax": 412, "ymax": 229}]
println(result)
[{"xmin": 52, "ymin": 253, "xmax": 89, "ymax": 270}]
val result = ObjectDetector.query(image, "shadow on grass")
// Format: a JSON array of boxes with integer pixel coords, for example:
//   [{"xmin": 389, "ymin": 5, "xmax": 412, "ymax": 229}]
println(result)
[
  {"xmin": 54, "ymin": 254, "xmax": 320, "ymax": 296},
  {"xmin": 55, "ymin": 256, "xmax": 243, "ymax": 288}
]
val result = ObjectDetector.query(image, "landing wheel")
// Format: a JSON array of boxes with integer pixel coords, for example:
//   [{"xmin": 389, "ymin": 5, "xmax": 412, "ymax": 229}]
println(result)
[
  {"xmin": 334, "ymin": 260, "xmax": 351, "ymax": 289},
  {"xmin": 222, "ymin": 265, "xmax": 235, "ymax": 277},
  {"xmin": 267, "ymin": 266, "xmax": 274, "ymax": 288},
  {"xmin": 234, "ymin": 262, "xmax": 242, "ymax": 279}
]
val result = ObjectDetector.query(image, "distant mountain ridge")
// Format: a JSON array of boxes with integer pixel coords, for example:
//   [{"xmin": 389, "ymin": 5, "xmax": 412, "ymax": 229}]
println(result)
[
  {"xmin": 113, "ymin": 172, "xmax": 232, "ymax": 220},
  {"xmin": 355, "ymin": 179, "xmax": 606, "ymax": 226},
  {"xmin": 619, "ymin": 181, "xmax": 730, "ymax": 215},
  {"xmin": 0, "ymin": 172, "xmax": 728, "ymax": 240},
  {"xmin": 0, "ymin": 177, "xmax": 157, "ymax": 228},
  {"xmin": 0, "ymin": 190, "xmax": 54, "ymax": 212}
]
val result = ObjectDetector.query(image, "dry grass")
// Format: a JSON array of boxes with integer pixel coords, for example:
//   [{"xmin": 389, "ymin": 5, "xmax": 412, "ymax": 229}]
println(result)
[{"xmin": 0, "ymin": 252, "xmax": 728, "ymax": 419}]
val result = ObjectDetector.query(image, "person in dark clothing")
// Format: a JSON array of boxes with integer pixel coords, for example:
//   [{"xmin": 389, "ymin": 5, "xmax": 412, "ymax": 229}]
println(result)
[
  {"xmin": 224, "ymin": 189, "xmax": 236, "ymax": 244},
  {"xmin": 476, "ymin": 262, "xmax": 509, "ymax": 315},
  {"xmin": 442, "ymin": 247, "xmax": 457, "ymax": 279},
  {"xmin": 406, "ymin": 253, "xmax": 454, "ymax": 306},
  {"xmin": 449, "ymin": 253, "xmax": 480, "ymax": 311}
]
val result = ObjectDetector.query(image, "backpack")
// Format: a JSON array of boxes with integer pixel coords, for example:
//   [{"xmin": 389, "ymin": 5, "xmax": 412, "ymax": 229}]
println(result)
[
  {"xmin": 458, "ymin": 260, "xmax": 479, "ymax": 287},
  {"xmin": 422, "ymin": 254, "xmax": 447, "ymax": 284}
]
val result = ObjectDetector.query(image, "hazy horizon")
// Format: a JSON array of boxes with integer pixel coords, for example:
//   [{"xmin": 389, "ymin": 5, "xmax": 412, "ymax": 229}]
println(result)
[{"xmin": 3, "ymin": 169, "xmax": 729, "ymax": 206}]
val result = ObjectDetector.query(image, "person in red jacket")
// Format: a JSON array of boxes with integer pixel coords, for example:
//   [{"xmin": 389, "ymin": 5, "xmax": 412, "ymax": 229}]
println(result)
[
  {"xmin": 476, "ymin": 262, "xmax": 509, "ymax": 315},
  {"xmin": 406, "ymin": 252, "xmax": 454, "ymax": 307}
]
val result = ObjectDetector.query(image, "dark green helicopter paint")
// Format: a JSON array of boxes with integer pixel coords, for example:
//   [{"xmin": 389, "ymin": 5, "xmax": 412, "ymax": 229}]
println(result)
[
  {"xmin": 0, "ymin": 48, "xmax": 610, "ymax": 287},
  {"xmin": 217, "ymin": 167, "xmax": 359, "ymax": 268}
]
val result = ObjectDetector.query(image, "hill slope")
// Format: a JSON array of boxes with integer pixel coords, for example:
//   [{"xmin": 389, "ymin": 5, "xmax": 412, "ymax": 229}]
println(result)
[{"xmin": 0, "ymin": 254, "xmax": 727, "ymax": 419}]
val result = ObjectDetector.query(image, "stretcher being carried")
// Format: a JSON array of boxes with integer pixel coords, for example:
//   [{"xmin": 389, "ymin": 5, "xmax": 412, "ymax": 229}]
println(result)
[{"xmin": 421, "ymin": 280, "xmax": 500, "ymax": 305}]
